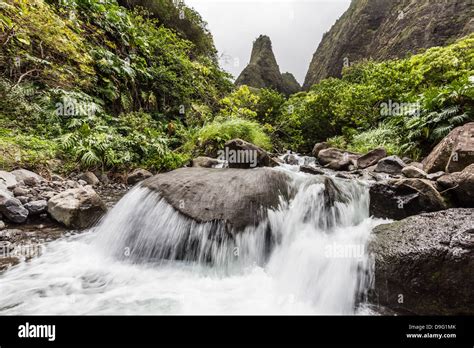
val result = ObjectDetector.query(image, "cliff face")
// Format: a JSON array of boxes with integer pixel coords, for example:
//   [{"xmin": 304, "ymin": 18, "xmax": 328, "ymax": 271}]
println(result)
[
  {"xmin": 281, "ymin": 73, "xmax": 301, "ymax": 95},
  {"xmin": 236, "ymin": 35, "xmax": 300, "ymax": 95},
  {"xmin": 303, "ymin": 0, "xmax": 474, "ymax": 89}
]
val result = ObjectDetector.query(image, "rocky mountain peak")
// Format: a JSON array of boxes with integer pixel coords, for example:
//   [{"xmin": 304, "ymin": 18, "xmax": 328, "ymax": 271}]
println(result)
[{"xmin": 235, "ymin": 35, "xmax": 300, "ymax": 95}]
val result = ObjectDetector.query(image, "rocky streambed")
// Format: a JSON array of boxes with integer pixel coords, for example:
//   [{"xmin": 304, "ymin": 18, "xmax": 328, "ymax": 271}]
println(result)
[
  {"xmin": 0, "ymin": 169, "xmax": 137, "ymax": 272},
  {"xmin": 0, "ymin": 123, "xmax": 472, "ymax": 315}
]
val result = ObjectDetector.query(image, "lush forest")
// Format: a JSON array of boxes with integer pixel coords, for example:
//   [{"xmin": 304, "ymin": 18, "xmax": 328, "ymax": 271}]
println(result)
[{"xmin": 1, "ymin": 0, "xmax": 473, "ymax": 176}]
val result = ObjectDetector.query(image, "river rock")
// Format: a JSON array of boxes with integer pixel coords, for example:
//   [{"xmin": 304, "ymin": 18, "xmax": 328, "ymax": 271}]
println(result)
[
  {"xmin": 369, "ymin": 208, "xmax": 474, "ymax": 315},
  {"xmin": 143, "ymin": 167, "xmax": 291, "ymax": 231},
  {"xmin": 223, "ymin": 139, "xmax": 277, "ymax": 169},
  {"xmin": 0, "ymin": 171, "xmax": 17, "ymax": 191},
  {"xmin": 127, "ymin": 168, "xmax": 153, "ymax": 185},
  {"xmin": 356, "ymin": 148, "xmax": 387, "ymax": 169},
  {"xmin": 98, "ymin": 173, "xmax": 110, "ymax": 185},
  {"xmin": 423, "ymin": 122, "xmax": 474, "ymax": 173},
  {"xmin": 12, "ymin": 187, "xmax": 28, "ymax": 197},
  {"xmin": 78, "ymin": 171, "xmax": 100, "ymax": 186},
  {"xmin": 300, "ymin": 165, "xmax": 325, "ymax": 175},
  {"xmin": 401, "ymin": 165, "xmax": 427, "ymax": 179},
  {"xmin": 317, "ymin": 148, "xmax": 360, "ymax": 166},
  {"xmin": 0, "ymin": 192, "xmax": 29, "ymax": 223},
  {"xmin": 0, "ymin": 221, "xmax": 5, "ymax": 231},
  {"xmin": 369, "ymin": 179, "xmax": 447, "ymax": 220},
  {"xmin": 191, "ymin": 157, "xmax": 220, "ymax": 168},
  {"xmin": 312, "ymin": 142, "xmax": 330, "ymax": 157},
  {"xmin": 24, "ymin": 200, "xmax": 48, "ymax": 215},
  {"xmin": 10, "ymin": 169, "xmax": 44, "ymax": 185},
  {"xmin": 374, "ymin": 156, "xmax": 406, "ymax": 175},
  {"xmin": 325, "ymin": 159, "xmax": 352, "ymax": 171},
  {"xmin": 437, "ymin": 164, "xmax": 474, "ymax": 207},
  {"xmin": 282, "ymin": 153, "xmax": 300, "ymax": 165},
  {"xmin": 16, "ymin": 196, "xmax": 29, "ymax": 204},
  {"xmin": 47, "ymin": 187, "xmax": 107, "ymax": 229}
]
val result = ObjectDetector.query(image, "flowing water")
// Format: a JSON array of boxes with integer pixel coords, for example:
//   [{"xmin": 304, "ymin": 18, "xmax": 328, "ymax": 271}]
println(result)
[{"xmin": 0, "ymin": 164, "xmax": 384, "ymax": 315}]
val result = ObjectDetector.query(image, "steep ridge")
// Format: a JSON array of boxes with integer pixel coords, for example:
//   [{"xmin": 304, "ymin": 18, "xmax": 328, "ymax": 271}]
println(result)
[
  {"xmin": 303, "ymin": 0, "xmax": 474, "ymax": 89},
  {"xmin": 236, "ymin": 35, "xmax": 300, "ymax": 95}
]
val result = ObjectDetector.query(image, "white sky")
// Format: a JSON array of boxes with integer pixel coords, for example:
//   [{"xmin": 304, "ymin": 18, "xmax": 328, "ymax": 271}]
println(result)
[{"xmin": 186, "ymin": 0, "xmax": 351, "ymax": 84}]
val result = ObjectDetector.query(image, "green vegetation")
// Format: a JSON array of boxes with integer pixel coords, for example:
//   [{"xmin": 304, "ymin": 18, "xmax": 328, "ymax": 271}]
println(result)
[
  {"xmin": 289, "ymin": 34, "xmax": 474, "ymax": 157},
  {"xmin": 183, "ymin": 117, "xmax": 271, "ymax": 157},
  {"xmin": 0, "ymin": 0, "xmax": 472, "ymax": 175},
  {"xmin": 0, "ymin": 0, "xmax": 231, "ymax": 172}
]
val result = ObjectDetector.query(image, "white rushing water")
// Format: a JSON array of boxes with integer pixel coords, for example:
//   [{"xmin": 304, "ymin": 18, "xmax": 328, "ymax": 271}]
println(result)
[{"xmin": 0, "ymin": 166, "xmax": 384, "ymax": 315}]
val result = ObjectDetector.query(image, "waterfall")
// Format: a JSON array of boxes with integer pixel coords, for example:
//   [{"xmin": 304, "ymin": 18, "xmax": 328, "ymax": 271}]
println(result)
[
  {"xmin": 0, "ymin": 165, "xmax": 379, "ymax": 315},
  {"xmin": 92, "ymin": 167, "xmax": 375, "ymax": 313}
]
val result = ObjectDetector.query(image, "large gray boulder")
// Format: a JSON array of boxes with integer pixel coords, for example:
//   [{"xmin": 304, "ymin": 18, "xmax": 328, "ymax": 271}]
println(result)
[
  {"xmin": 423, "ymin": 122, "xmax": 474, "ymax": 174},
  {"xmin": 369, "ymin": 179, "xmax": 447, "ymax": 220},
  {"xmin": 142, "ymin": 167, "xmax": 350, "ymax": 233},
  {"xmin": 143, "ymin": 167, "xmax": 291, "ymax": 232},
  {"xmin": 0, "ymin": 191, "xmax": 28, "ymax": 223},
  {"xmin": 47, "ymin": 187, "xmax": 107, "ymax": 229},
  {"xmin": 369, "ymin": 208, "xmax": 474, "ymax": 315},
  {"xmin": 10, "ymin": 169, "xmax": 44, "ymax": 185},
  {"xmin": 437, "ymin": 163, "xmax": 474, "ymax": 207}
]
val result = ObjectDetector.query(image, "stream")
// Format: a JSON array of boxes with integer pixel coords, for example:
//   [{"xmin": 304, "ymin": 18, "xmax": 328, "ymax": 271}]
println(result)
[{"xmin": 0, "ymin": 162, "xmax": 385, "ymax": 315}]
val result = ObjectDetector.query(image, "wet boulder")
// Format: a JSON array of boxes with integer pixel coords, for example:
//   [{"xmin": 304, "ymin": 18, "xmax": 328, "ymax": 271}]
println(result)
[
  {"xmin": 47, "ymin": 187, "xmax": 107, "ymax": 229},
  {"xmin": 369, "ymin": 178, "xmax": 447, "ymax": 220},
  {"xmin": 374, "ymin": 156, "xmax": 406, "ymax": 175},
  {"xmin": 143, "ymin": 167, "xmax": 291, "ymax": 231},
  {"xmin": 369, "ymin": 208, "xmax": 474, "ymax": 315},
  {"xmin": 300, "ymin": 165, "xmax": 325, "ymax": 175},
  {"xmin": 437, "ymin": 164, "xmax": 474, "ymax": 207},
  {"xmin": 282, "ymin": 153, "xmax": 300, "ymax": 165},
  {"xmin": 356, "ymin": 148, "xmax": 387, "ymax": 169},
  {"xmin": 423, "ymin": 122, "xmax": 474, "ymax": 173}
]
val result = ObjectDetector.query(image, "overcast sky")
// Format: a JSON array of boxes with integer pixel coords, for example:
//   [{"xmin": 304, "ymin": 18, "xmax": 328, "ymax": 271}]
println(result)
[{"xmin": 186, "ymin": 0, "xmax": 351, "ymax": 84}]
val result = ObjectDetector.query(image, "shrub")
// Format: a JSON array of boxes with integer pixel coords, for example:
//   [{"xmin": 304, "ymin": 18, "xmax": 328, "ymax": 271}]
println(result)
[{"xmin": 184, "ymin": 117, "xmax": 272, "ymax": 157}]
